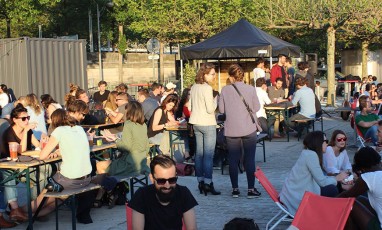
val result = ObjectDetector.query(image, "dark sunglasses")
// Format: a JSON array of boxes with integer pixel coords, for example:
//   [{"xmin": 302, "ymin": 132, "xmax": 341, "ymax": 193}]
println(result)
[
  {"xmin": 336, "ymin": 137, "xmax": 347, "ymax": 142},
  {"xmin": 82, "ymin": 113, "xmax": 87, "ymax": 116},
  {"xmin": 18, "ymin": 116, "xmax": 30, "ymax": 121},
  {"xmin": 115, "ymin": 99, "xmax": 122, "ymax": 101},
  {"xmin": 323, "ymin": 140, "xmax": 328, "ymax": 144},
  {"xmin": 153, "ymin": 176, "xmax": 178, "ymax": 185}
]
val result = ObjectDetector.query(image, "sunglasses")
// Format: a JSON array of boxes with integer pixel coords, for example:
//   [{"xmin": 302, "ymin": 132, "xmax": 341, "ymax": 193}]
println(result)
[
  {"xmin": 323, "ymin": 140, "xmax": 328, "ymax": 144},
  {"xmin": 336, "ymin": 137, "xmax": 347, "ymax": 142},
  {"xmin": 153, "ymin": 176, "xmax": 178, "ymax": 185},
  {"xmin": 18, "ymin": 116, "xmax": 30, "ymax": 121},
  {"xmin": 115, "ymin": 99, "xmax": 122, "ymax": 101}
]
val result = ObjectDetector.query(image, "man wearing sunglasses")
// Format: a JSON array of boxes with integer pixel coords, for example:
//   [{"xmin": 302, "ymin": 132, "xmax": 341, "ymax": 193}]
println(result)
[{"xmin": 129, "ymin": 155, "xmax": 198, "ymax": 230}]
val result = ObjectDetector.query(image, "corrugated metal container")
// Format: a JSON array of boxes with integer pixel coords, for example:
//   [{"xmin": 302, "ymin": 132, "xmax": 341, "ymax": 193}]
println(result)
[
  {"xmin": 0, "ymin": 37, "xmax": 87, "ymax": 104},
  {"xmin": 342, "ymin": 49, "xmax": 382, "ymax": 80}
]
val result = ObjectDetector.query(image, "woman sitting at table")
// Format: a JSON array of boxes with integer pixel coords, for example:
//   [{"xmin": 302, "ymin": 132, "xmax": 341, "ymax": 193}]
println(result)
[
  {"xmin": 323, "ymin": 130, "xmax": 352, "ymax": 176},
  {"xmin": 40, "ymin": 94, "xmax": 62, "ymax": 126},
  {"xmin": 279, "ymin": 131, "xmax": 348, "ymax": 215},
  {"xmin": 22, "ymin": 93, "xmax": 48, "ymax": 140},
  {"xmin": 97, "ymin": 101, "xmax": 150, "ymax": 177},
  {"xmin": 30, "ymin": 109, "xmax": 93, "ymax": 220},
  {"xmin": 147, "ymin": 94, "xmax": 179, "ymax": 154},
  {"xmin": 2, "ymin": 104, "xmax": 40, "ymax": 222}
]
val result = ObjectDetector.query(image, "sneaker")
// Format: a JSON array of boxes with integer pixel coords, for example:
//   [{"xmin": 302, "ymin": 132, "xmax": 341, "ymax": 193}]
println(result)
[
  {"xmin": 232, "ymin": 189, "xmax": 240, "ymax": 198},
  {"xmin": 247, "ymin": 188, "xmax": 261, "ymax": 199}
]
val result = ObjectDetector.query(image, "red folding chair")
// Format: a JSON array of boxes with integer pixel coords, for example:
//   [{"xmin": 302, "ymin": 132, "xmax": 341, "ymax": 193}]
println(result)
[
  {"xmin": 290, "ymin": 192, "xmax": 354, "ymax": 230},
  {"xmin": 254, "ymin": 166, "xmax": 294, "ymax": 230},
  {"xmin": 126, "ymin": 203, "xmax": 186, "ymax": 230},
  {"xmin": 351, "ymin": 113, "xmax": 372, "ymax": 147}
]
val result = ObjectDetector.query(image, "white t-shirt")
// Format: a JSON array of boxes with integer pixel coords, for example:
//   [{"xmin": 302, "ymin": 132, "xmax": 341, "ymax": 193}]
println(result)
[
  {"xmin": 51, "ymin": 126, "xmax": 92, "ymax": 179},
  {"xmin": 255, "ymin": 87, "xmax": 271, "ymax": 118},
  {"xmin": 253, "ymin": 68, "xmax": 266, "ymax": 83},
  {"xmin": 0, "ymin": 93, "xmax": 8, "ymax": 108},
  {"xmin": 362, "ymin": 171, "xmax": 382, "ymax": 228},
  {"xmin": 323, "ymin": 146, "xmax": 352, "ymax": 174}
]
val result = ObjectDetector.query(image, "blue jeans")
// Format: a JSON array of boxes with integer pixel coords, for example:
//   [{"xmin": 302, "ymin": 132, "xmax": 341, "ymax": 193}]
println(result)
[
  {"xmin": 193, "ymin": 125, "xmax": 216, "ymax": 184},
  {"xmin": 226, "ymin": 131, "xmax": 257, "ymax": 189},
  {"xmin": 365, "ymin": 125, "xmax": 378, "ymax": 145},
  {"xmin": 0, "ymin": 172, "xmax": 6, "ymax": 213}
]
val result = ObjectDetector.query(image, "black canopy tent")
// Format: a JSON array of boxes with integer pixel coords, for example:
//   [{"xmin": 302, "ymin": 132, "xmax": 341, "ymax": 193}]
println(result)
[
  {"xmin": 180, "ymin": 19, "xmax": 301, "ymax": 60},
  {"xmin": 179, "ymin": 19, "xmax": 300, "ymax": 91}
]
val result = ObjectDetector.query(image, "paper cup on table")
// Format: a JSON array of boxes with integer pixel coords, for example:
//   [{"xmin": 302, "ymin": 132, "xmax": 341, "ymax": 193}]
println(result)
[
  {"xmin": 87, "ymin": 135, "xmax": 94, "ymax": 146},
  {"xmin": 9, "ymin": 143, "xmax": 19, "ymax": 161}
]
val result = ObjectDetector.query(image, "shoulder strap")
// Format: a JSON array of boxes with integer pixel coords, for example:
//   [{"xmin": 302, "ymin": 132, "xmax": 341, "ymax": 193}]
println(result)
[{"xmin": 231, "ymin": 84, "xmax": 255, "ymax": 123}]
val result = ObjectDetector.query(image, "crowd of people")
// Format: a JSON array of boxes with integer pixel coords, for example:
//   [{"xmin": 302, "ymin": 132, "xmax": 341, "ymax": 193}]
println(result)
[{"xmin": 0, "ymin": 56, "xmax": 382, "ymax": 229}]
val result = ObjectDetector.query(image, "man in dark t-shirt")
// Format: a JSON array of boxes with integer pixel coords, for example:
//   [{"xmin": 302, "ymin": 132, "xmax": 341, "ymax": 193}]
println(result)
[
  {"xmin": 93, "ymin": 80, "xmax": 110, "ymax": 104},
  {"xmin": 129, "ymin": 155, "xmax": 198, "ymax": 230}
]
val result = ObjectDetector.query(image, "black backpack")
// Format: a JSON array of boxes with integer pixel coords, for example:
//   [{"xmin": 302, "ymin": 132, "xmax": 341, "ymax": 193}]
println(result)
[{"xmin": 223, "ymin": 218, "xmax": 260, "ymax": 230}]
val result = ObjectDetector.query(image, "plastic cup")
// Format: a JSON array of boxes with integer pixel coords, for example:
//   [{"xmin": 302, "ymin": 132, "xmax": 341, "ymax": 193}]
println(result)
[
  {"xmin": 88, "ymin": 135, "xmax": 94, "ymax": 146},
  {"xmin": 9, "ymin": 143, "xmax": 19, "ymax": 161},
  {"xmin": 96, "ymin": 139, "xmax": 103, "ymax": 146}
]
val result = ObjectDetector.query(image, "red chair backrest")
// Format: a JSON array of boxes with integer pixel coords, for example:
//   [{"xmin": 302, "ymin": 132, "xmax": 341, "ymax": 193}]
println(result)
[
  {"xmin": 254, "ymin": 166, "xmax": 279, "ymax": 202},
  {"xmin": 126, "ymin": 202, "xmax": 186, "ymax": 230},
  {"xmin": 291, "ymin": 192, "xmax": 355, "ymax": 230}
]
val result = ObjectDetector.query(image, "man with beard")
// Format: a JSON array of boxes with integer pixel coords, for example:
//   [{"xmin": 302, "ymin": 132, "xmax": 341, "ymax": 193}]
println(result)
[{"xmin": 129, "ymin": 155, "xmax": 198, "ymax": 230}]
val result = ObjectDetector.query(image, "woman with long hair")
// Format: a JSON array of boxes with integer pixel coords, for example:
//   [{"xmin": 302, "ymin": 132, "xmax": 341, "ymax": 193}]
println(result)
[
  {"xmin": 219, "ymin": 64, "xmax": 261, "ymax": 198},
  {"xmin": 279, "ymin": 131, "xmax": 348, "ymax": 215},
  {"xmin": 40, "ymin": 94, "xmax": 62, "ymax": 125},
  {"xmin": 147, "ymin": 94, "xmax": 179, "ymax": 154},
  {"xmin": 29, "ymin": 109, "xmax": 93, "ymax": 219},
  {"xmin": 104, "ymin": 90, "xmax": 118, "ymax": 112},
  {"xmin": 3, "ymin": 104, "xmax": 40, "ymax": 222},
  {"xmin": 97, "ymin": 101, "xmax": 150, "ymax": 177},
  {"xmin": 323, "ymin": 130, "xmax": 352, "ymax": 175},
  {"xmin": 24, "ymin": 93, "xmax": 47, "ymax": 140},
  {"xmin": 189, "ymin": 63, "xmax": 220, "ymax": 196}
]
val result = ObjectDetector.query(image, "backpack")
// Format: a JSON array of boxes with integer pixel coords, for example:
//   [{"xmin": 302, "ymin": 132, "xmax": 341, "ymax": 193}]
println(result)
[{"xmin": 223, "ymin": 218, "xmax": 260, "ymax": 230}]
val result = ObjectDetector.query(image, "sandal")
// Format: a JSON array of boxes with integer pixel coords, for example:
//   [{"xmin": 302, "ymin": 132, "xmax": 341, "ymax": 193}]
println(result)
[
  {"xmin": 106, "ymin": 190, "xmax": 119, "ymax": 209},
  {"xmin": 93, "ymin": 188, "xmax": 106, "ymax": 208}
]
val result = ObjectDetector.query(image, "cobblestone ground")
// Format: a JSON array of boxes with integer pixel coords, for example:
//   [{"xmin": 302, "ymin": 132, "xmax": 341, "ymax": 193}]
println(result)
[{"xmin": 14, "ymin": 110, "xmax": 358, "ymax": 230}]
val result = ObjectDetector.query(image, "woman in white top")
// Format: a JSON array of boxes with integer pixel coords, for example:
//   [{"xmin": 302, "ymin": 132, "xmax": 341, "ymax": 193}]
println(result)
[
  {"xmin": 24, "ymin": 94, "xmax": 47, "ymax": 140},
  {"xmin": 189, "ymin": 63, "xmax": 220, "ymax": 196},
  {"xmin": 40, "ymin": 94, "xmax": 62, "ymax": 125},
  {"xmin": 0, "ymin": 84, "xmax": 9, "ymax": 108},
  {"xmin": 323, "ymin": 130, "xmax": 352, "ymax": 175},
  {"xmin": 339, "ymin": 147, "xmax": 382, "ymax": 229}
]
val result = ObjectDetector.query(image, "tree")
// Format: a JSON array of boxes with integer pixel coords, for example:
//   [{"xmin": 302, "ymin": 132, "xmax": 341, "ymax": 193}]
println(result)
[
  {"xmin": 260, "ymin": 0, "xmax": 372, "ymax": 106},
  {"xmin": 0, "ymin": 0, "xmax": 59, "ymax": 38}
]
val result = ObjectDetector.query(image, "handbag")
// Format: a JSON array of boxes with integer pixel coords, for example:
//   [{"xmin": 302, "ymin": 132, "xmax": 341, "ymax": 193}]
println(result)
[
  {"xmin": 45, "ymin": 176, "xmax": 64, "ymax": 192},
  {"xmin": 231, "ymin": 84, "xmax": 262, "ymax": 132}
]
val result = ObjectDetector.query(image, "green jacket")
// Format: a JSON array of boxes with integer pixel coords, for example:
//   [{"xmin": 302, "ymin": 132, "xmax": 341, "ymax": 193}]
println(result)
[{"xmin": 109, "ymin": 120, "xmax": 150, "ymax": 177}]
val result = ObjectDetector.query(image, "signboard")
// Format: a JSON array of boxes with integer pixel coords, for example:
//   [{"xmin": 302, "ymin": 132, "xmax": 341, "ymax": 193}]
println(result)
[
  {"xmin": 147, "ymin": 38, "xmax": 160, "ymax": 53},
  {"xmin": 258, "ymin": 50, "xmax": 268, "ymax": 54},
  {"xmin": 148, "ymin": 55, "xmax": 159, "ymax": 60}
]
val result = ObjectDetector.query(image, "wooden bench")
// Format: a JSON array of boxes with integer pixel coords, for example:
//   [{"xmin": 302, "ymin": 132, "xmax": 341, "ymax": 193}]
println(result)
[
  {"xmin": 112, "ymin": 174, "xmax": 148, "ymax": 197},
  {"xmin": 32, "ymin": 183, "xmax": 101, "ymax": 230},
  {"xmin": 221, "ymin": 133, "xmax": 268, "ymax": 175},
  {"xmin": 294, "ymin": 118, "xmax": 315, "ymax": 141}
]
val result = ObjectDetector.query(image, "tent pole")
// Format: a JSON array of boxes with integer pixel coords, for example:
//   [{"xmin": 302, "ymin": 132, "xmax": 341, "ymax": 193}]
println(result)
[
  {"xmin": 218, "ymin": 61, "xmax": 221, "ymax": 92},
  {"xmin": 179, "ymin": 44, "xmax": 184, "ymax": 92}
]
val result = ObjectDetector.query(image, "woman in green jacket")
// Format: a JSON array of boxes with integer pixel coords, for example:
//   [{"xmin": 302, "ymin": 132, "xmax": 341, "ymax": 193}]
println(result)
[{"xmin": 97, "ymin": 101, "xmax": 150, "ymax": 177}]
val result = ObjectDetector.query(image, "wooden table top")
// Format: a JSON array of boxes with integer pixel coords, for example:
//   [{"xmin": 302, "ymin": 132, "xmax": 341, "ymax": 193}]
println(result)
[
  {"xmin": 81, "ymin": 122, "xmax": 123, "ymax": 129},
  {"xmin": 90, "ymin": 142, "xmax": 117, "ymax": 152},
  {"xmin": 264, "ymin": 105, "xmax": 296, "ymax": 110},
  {"xmin": 0, "ymin": 150, "xmax": 61, "ymax": 170}
]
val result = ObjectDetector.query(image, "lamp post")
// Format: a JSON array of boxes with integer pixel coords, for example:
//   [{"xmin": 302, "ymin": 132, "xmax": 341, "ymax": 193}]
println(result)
[{"xmin": 97, "ymin": 3, "xmax": 103, "ymax": 81}]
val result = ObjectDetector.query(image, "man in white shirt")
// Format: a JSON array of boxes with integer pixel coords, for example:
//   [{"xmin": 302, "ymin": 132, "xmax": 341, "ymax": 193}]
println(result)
[
  {"xmin": 255, "ymin": 78, "xmax": 272, "ymax": 133},
  {"xmin": 253, "ymin": 58, "xmax": 265, "ymax": 84},
  {"xmin": 286, "ymin": 77, "xmax": 316, "ymax": 130}
]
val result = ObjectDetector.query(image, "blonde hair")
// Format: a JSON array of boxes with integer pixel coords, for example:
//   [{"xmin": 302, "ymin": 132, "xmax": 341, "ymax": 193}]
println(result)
[
  {"xmin": 26, "ymin": 94, "xmax": 42, "ymax": 115},
  {"xmin": 104, "ymin": 91, "xmax": 118, "ymax": 111}
]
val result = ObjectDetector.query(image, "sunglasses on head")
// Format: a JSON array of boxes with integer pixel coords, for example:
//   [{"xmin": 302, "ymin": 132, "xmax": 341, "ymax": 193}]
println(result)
[
  {"xmin": 18, "ymin": 116, "xmax": 30, "ymax": 121},
  {"xmin": 153, "ymin": 176, "xmax": 178, "ymax": 185},
  {"xmin": 336, "ymin": 137, "xmax": 347, "ymax": 142}
]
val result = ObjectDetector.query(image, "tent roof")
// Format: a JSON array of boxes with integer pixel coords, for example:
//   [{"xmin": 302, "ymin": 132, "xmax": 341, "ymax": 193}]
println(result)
[{"xmin": 180, "ymin": 19, "xmax": 300, "ymax": 60}]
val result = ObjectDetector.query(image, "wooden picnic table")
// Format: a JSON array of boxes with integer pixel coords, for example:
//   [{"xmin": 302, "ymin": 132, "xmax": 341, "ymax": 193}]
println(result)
[
  {"xmin": 81, "ymin": 122, "xmax": 123, "ymax": 135},
  {"xmin": 264, "ymin": 104, "xmax": 297, "ymax": 142},
  {"xmin": 0, "ymin": 151, "xmax": 61, "ymax": 230},
  {"xmin": 165, "ymin": 124, "xmax": 188, "ymax": 159}
]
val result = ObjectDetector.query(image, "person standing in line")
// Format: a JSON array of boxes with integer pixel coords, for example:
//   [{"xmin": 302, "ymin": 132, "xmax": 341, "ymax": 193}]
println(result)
[
  {"xmin": 189, "ymin": 63, "xmax": 220, "ymax": 196},
  {"xmin": 270, "ymin": 54, "xmax": 288, "ymax": 90},
  {"xmin": 219, "ymin": 64, "xmax": 262, "ymax": 198},
  {"xmin": 285, "ymin": 57, "xmax": 296, "ymax": 97}
]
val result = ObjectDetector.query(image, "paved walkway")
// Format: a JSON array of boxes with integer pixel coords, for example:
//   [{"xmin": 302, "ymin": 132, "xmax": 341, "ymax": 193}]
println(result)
[{"xmin": 14, "ymin": 110, "xmax": 357, "ymax": 230}]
